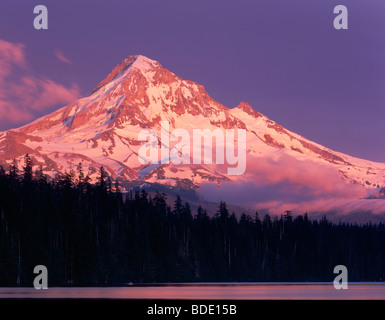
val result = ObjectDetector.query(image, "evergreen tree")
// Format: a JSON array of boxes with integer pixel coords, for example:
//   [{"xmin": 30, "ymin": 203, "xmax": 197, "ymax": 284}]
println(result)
[
  {"xmin": 98, "ymin": 166, "xmax": 107, "ymax": 190},
  {"xmin": 0, "ymin": 165, "xmax": 5, "ymax": 177},
  {"xmin": 9, "ymin": 158, "xmax": 19, "ymax": 180},
  {"xmin": 35, "ymin": 164, "xmax": 46, "ymax": 183},
  {"xmin": 77, "ymin": 162, "xmax": 84, "ymax": 185},
  {"xmin": 1, "ymin": 155, "xmax": 385, "ymax": 285},
  {"xmin": 23, "ymin": 154, "xmax": 33, "ymax": 182},
  {"xmin": 217, "ymin": 201, "xmax": 229, "ymax": 221}
]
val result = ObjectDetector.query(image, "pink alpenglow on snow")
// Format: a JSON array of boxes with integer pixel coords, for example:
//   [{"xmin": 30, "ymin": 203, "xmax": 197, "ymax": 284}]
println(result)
[
  {"xmin": 138, "ymin": 121, "xmax": 246, "ymax": 175},
  {"xmin": 0, "ymin": 54, "xmax": 384, "ymax": 219}
]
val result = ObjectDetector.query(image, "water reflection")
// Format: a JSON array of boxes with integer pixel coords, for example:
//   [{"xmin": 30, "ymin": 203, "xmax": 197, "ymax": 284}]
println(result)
[{"xmin": 0, "ymin": 283, "xmax": 384, "ymax": 299}]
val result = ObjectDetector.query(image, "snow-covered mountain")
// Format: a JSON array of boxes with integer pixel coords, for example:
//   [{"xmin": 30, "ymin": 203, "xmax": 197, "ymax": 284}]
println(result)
[{"xmin": 0, "ymin": 55, "xmax": 384, "ymax": 197}]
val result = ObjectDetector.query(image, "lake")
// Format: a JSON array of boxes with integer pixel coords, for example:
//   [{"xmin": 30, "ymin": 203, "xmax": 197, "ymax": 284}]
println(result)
[{"xmin": 1, "ymin": 283, "xmax": 385, "ymax": 299}]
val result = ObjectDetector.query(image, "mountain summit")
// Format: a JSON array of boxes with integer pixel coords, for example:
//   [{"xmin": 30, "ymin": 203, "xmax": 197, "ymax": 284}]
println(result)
[
  {"xmin": 91, "ymin": 55, "xmax": 162, "ymax": 94},
  {"xmin": 0, "ymin": 55, "xmax": 384, "ymax": 197}
]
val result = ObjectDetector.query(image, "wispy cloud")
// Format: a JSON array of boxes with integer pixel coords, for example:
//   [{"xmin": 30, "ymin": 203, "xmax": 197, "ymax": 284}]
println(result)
[
  {"xmin": 0, "ymin": 39, "xmax": 26, "ymax": 80},
  {"xmin": 198, "ymin": 153, "xmax": 385, "ymax": 221},
  {"xmin": 54, "ymin": 48, "xmax": 73, "ymax": 65},
  {"xmin": 0, "ymin": 39, "xmax": 81, "ymax": 127}
]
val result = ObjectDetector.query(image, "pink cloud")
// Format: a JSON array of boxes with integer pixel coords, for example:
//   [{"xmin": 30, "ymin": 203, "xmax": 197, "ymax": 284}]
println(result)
[
  {"xmin": 8, "ymin": 76, "xmax": 80, "ymax": 112},
  {"xmin": 0, "ymin": 39, "xmax": 81, "ymax": 126},
  {"xmin": 54, "ymin": 48, "xmax": 73, "ymax": 65},
  {"xmin": 239, "ymin": 153, "xmax": 366, "ymax": 198},
  {"xmin": 0, "ymin": 39, "xmax": 26, "ymax": 80},
  {"xmin": 198, "ymin": 153, "xmax": 384, "ymax": 221},
  {"xmin": 276, "ymin": 198, "xmax": 384, "ymax": 216}
]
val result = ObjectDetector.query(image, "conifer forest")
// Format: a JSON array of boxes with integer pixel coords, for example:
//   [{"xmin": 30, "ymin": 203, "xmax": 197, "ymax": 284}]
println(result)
[{"xmin": 1, "ymin": 155, "xmax": 385, "ymax": 286}]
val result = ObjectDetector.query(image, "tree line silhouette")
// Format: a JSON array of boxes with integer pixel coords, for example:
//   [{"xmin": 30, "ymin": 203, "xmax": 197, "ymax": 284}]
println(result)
[{"xmin": 0, "ymin": 154, "xmax": 385, "ymax": 285}]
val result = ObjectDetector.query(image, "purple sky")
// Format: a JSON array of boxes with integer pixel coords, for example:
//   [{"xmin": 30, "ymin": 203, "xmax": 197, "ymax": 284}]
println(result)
[{"xmin": 1, "ymin": 0, "xmax": 385, "ymax": 162}]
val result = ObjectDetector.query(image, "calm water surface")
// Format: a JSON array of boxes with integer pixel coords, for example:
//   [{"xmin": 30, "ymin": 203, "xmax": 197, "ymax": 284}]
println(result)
[{"xmin": 1, "ymin": 283, "xmax": 384, "ymax": 299}]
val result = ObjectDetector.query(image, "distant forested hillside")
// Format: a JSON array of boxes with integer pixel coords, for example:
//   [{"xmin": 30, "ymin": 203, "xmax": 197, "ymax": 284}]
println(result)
[{"xmin": 1, "ymin": 155, "xmax": 385, "ymax": 286}]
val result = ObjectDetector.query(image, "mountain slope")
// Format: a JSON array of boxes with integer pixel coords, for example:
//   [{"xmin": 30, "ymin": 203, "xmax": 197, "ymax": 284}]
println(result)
[{"xmin": 0, "ymin": 55, "xmax": 384, "ymax": 196}]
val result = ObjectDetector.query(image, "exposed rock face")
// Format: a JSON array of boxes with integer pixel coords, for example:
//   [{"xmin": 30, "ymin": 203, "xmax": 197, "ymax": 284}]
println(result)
[{"xmin": 0, "ymin": 54, "xmax": 384, "ymax": 193}]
